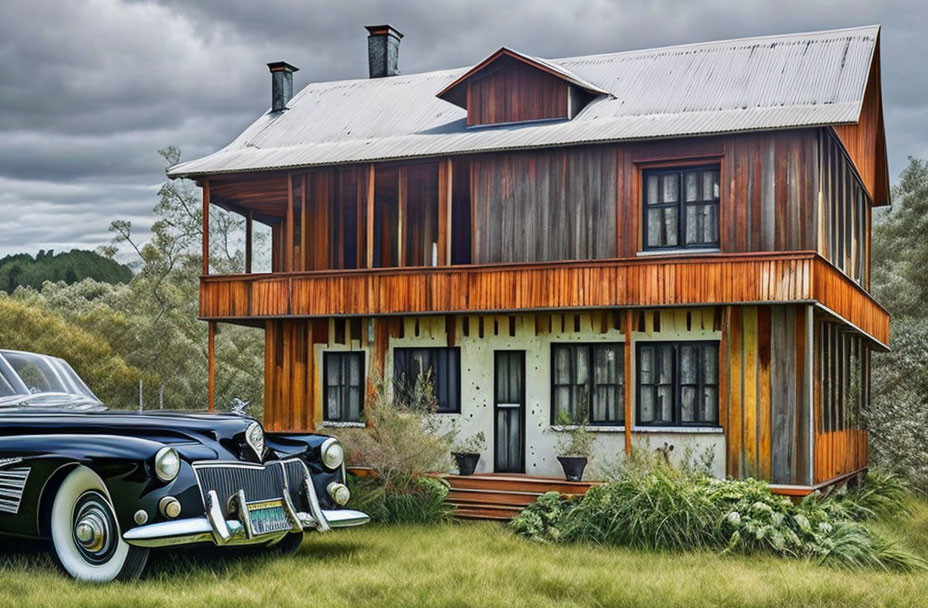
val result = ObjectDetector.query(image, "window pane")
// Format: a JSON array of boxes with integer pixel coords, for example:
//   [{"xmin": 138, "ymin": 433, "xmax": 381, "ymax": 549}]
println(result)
[
  {"xmin": 685, "ymin": 204, "xmax": 719, "ymax": 246},
  {"xmin": 640, "ymin": 386, "xmax": 655, "ymax": 423},
  {"xmin": 702, "ymin": 346, "xmax": 718, "ymax": 384},
  {"xmin": 554, "ymin": 386, "xmax": 571, "ymax": 419},
  {"xmin": 639, "ymin": 347, "xmax": 654, "ymax": 385},
  {"xmin": 685, "ymin": 172, "xmax": 698, "ymax": 202},
  {"xmin": 661, "ymin": 174, "xmax": 679, "ymax": 203},
  {"xmin": 681, "ymin": 386, "xmax": 696, "ymax": 422},
  {"xmin": 680, "ymin": 345, "xmax": 698, "ymax": 384},
  {"xmin": 704, "ymin": 170, "xmax": 720, "ymax": 200},
  {"xmin": 575, "ymin": 346, "xmax": 590, "ymax": 386},
  {"xmin": 647, "ymin": 175, "xmax": 659, "ymax": 206},
  {"xmin": 553, "ymin": 347, "xmax": 572, "ymax": 384},
  {"xmin": 702, "ymin": 387, "xmax": 718, "ymax": 423}
]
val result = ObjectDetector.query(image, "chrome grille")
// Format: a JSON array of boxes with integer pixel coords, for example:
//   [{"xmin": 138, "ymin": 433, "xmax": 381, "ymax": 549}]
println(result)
[
  {"xmin": 0, "ymin": 467, "xmax": 30, "ymax": 514},
  {"xmin": 193, "ymin": 460, "xmax": 309, "ymax": 517}
]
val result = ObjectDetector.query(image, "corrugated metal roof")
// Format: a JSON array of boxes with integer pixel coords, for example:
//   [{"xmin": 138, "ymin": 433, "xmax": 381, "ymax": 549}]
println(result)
[{"xmin": 168, "ymin": 25, "xmax": 879, "ymax": 178}]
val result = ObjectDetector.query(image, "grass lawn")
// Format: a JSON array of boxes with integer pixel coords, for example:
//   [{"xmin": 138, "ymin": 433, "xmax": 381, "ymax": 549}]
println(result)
[{"xmin": 1, "ymin": 500, "xmax": 927, "ymax": 608}]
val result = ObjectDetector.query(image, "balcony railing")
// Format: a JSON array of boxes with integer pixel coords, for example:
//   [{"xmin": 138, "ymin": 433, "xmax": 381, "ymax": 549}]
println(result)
[{"xmin": 199, "ymin": 251, "xmax": 889, "ymax": 347}]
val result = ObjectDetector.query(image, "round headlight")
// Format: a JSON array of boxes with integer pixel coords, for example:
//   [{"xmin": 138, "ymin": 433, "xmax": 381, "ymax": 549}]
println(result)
[
  {"xmin": 320, "ymin": 437, "xmax": 344, "ymax": 469},
  {"xmin": 327, "ymin": 482, "xmax": 351, "ymax": 506},
  {"xmin": 154, "ymin": 447, "xmax": 180, "ymax": 482},
  {"xmin": 245, "ymin": 421, "xmax": 265, "ymax": 459}
]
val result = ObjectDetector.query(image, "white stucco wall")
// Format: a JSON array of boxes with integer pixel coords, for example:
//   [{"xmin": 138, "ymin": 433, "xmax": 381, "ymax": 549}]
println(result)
[{"xmin": 365, "ymin": 310, "xmax": 727, "ymax": 479}]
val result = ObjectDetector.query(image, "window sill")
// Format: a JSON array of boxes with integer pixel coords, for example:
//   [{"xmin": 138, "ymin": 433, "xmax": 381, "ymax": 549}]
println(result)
[
  {"xmin": 551, "ymin": 425, "xmax": 625, "ymax": 433},
  {"xmin": 637, "ymin": 248, "xmax": 721, "ymax": 257},
  {"xmin": 632, "ymin": 426, "xmax": 723, "ymax": 434},
  {"xmin": 320, "ymin": 421, "xmax": 366, "ymax": 429}
]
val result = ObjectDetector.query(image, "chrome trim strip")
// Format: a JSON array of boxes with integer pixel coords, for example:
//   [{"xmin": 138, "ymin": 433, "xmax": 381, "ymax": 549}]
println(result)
[{"xmin": 0, "ymin": 467, "xmax": 30, "ymax": 514}]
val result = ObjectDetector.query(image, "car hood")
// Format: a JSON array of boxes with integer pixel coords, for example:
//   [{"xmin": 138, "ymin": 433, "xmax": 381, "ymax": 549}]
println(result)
[{"xmin": 0, "ymin": 409, "xmax": 263, "ymax": 463}]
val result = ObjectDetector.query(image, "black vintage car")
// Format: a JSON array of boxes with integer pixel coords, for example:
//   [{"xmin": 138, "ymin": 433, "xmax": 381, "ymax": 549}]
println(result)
[{"xmin": 0, "ymin": 349, "xmax": 367, "ymax": 582}]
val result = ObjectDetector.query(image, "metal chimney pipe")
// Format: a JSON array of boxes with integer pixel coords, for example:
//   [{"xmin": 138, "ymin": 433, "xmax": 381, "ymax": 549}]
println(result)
[
  {"xmin": 365, "ymin": 25, "xmax": 404, "ymax": 78},
  {"xmin": 267, "ymin": 61, "xmax": 299, "ymax": 112}
]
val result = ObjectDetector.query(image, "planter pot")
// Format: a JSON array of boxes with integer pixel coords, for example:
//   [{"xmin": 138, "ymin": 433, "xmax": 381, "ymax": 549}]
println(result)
[
  {"xmin": 557, "ymin": 455, "xmax": 588, "ymax": 482},
  {"xmin": 452, "ymin": 452, "xmax": 480, "ymax": 476}
]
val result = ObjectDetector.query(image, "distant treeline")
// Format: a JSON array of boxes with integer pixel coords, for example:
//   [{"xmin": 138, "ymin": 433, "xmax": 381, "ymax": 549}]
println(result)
[{"xmin": 0, "ymin": 249, "xmax": 132, "ymax": 293}]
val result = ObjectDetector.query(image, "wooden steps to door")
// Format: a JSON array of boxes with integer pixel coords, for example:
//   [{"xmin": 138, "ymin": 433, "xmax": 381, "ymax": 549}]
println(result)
[{"xmin": 445, "ymin": 473, "xmax": 600, "ymax": 521}]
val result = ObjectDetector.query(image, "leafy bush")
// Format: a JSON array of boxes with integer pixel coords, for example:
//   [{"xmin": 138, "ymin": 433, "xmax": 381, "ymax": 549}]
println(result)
[
  {"xmin": 511, "ymin": 463, "xmax": 925, "ymax": 571},
  {"xmin": 334, "ymin": 374, "xmax": 455, "ymax": 492},
  {"xmin": 348, "ymin": 475, "xmax": 452, "ymax": 525},
  {"xmin": 335, "ymin": 374, "xmax": 456, "ymax": 525}
]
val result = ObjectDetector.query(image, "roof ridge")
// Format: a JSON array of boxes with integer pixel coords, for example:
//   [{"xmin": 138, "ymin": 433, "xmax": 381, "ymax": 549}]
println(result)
[{"xmin": 552, "ymin": 24, "xmax": 881, "ymax": 64}]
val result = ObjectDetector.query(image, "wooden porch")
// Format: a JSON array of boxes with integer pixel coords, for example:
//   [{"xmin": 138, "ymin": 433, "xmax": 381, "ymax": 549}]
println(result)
[{"xmin": 445, "ymin": 473, "xmax": 601, "ymax": 521}]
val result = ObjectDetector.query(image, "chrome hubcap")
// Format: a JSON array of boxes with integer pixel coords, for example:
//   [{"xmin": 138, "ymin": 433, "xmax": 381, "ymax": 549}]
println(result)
[
  {"xmin": 75, "ymin": 513, "xmax": 106, "ymax": 552},
  {"xmin": 72, "ymin": 491, "xmax": 117, "ymax": 564}
]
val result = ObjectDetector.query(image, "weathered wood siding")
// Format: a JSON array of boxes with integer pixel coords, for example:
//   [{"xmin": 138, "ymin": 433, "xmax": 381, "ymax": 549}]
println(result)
[
  {"xmin": 832, "ymin": 43, "xmax": 889, "ymax": 207},
  {"xmin": 723, "ymin": 305, "xmax": 811, "ymax": 484},
  {"xmin": 471, "ymin": 146, "xmax": 618, "ymax": 263},
  {"xmin": 264, "ymin": 319, "xmax": 328, "ymax": 431},
  {"xmin": 812, "ymin": 317, "xmax": 869, "ymax": 483},
  {"xmin": 466, "ymin": 57, "xmax": 568, "ymax": 126}
]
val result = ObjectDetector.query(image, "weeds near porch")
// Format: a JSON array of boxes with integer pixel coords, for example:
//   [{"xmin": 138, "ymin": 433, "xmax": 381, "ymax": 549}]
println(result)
[
  {"xmin": 512, "ymin": 463, "xmax": 926, "ymax": 572},
  {"xmin": 333, "ymin": 372, "xmax": 456, "ymax": 524}
]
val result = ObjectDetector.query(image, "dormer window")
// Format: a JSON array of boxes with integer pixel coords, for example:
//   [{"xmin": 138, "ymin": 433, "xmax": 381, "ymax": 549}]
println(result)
[{"xmin": 437, "ymin": 48, "xmax": 608, "ymax": 128}]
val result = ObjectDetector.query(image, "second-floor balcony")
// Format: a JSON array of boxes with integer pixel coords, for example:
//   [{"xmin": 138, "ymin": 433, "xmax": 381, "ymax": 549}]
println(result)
[{"xmin": 199, "ymin": 251, "xmax": 889, "ymax": 348}]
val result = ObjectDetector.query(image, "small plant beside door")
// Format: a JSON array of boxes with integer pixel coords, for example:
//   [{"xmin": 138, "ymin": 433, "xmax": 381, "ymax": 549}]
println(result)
[
  {"xmin": 452, "ymin": 432, "xmax": 486, "ymax": 475},
  {"xmin": 555, "ymin": 411, "xmax": 593, "ymax": 481}
]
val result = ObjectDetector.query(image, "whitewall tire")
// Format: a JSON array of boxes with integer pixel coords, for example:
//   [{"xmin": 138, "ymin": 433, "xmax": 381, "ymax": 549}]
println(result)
[{"xmin": 49, "ymin": 466, "xmax": 149, "ymax": 582}]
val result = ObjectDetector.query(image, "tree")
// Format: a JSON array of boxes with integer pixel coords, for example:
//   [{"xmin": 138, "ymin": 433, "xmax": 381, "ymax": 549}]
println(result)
[{"xmin": 868, "ymin": 156, "xmax": 928, "ymax": 491}]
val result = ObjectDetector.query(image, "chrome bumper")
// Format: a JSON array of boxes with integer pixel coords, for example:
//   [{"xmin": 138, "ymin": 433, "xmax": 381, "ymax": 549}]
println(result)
[
  {"xmin": 123, "ymin": 503, "xmax": 369, "ymax": 549},
  {"xmin": 123, "ymin": 461, "xmax": 369, "ymax": 549}
]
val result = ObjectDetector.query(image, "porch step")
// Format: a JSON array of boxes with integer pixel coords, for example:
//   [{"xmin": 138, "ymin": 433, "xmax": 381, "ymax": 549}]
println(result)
[
  {"xmin": 446, "ymin": 473, "xmax": 600, "ymax": 496},
  {"xmin": 445, "ymin": 473, "xmax": 600, "ymax": 521}
]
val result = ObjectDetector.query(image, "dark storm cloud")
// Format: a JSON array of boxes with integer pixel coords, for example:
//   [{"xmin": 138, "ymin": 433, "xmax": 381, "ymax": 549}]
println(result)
[{"xmin": 1, "ymin": 0, "xmax": 926, "ymax": 256}]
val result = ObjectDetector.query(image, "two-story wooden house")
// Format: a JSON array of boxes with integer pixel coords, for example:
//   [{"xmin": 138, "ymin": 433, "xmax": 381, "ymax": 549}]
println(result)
[{"xmin": 169, "ymin": 24, "xmax": 889, "ymax": 494}]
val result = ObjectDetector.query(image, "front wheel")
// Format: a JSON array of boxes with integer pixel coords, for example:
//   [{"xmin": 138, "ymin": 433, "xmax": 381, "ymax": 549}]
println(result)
[{"xmin": 49, "ymin": 466, "xmax": 149, "ymax": 582}]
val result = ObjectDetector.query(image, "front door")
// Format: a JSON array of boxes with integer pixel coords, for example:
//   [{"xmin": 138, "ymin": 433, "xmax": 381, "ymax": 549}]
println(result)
[{"xmin": 494, "ymin": 351, "xmax": 525, "ymax": 473}]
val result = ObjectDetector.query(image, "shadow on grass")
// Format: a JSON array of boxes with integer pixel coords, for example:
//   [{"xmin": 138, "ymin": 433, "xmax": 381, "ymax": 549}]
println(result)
[{"xmin": 0, "ymin": 534, "xmax": 365, "ymax": 582}]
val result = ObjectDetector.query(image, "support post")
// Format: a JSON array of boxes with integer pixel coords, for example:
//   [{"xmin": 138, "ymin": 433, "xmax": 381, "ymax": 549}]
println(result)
[
  {"xmin": 365, "ymin": 164, "xmax": 375, "ymax": 268},
  {"xmin": 397, "ymin": 167, "xmax": 407, "ymax": 265},
  {"xmin": 245, "ymin": 211, "xmax": 253, "ymax": 274},
  {"xmin": 285, "ymin": 173, "xmax": 294, "ymax": 272},
  {"xmin": 202, "ymin": 179, "xmax": 210, "ymax": 275},
  {"xmin": 624, "ymin": 310, "xmax": 634, "ymax": 455},
  {"xmin": 437, "ymin": 158, "xmax": 452, "ymax": 266},
  {"xmin": 208, "ymin": 321, "xmax": 216, "ymax": 413}
]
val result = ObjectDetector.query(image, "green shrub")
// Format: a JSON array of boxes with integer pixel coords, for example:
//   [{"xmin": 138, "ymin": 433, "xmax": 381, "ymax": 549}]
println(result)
[
  {"xmin": 511, "ymin": 464, "xmax": 926, "ymax": 571},
  {"xmin": 348, "ymin": 475, "xmax": 452, "ymax": 525},
  {"xmin": 509, "ymin": 491, "xmax": 577, "ymax": 543}
]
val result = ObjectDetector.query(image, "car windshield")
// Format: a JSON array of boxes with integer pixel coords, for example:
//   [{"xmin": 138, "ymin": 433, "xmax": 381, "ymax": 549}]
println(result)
[{"xmin": 0, "ymin": 350, "xmax": 101, "ymax": 406}]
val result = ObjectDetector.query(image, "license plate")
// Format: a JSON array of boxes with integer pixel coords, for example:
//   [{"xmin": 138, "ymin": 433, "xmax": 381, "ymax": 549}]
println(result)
[{"xmin": 247, "ymin": 500, "xmax": 291, "ymax": 536}]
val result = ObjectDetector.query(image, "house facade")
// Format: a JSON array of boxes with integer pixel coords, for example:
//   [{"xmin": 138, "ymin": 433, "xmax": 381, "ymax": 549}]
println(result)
[{"xmin": 170, "ymin": 25, "xmax": 889, "ymax": 492}]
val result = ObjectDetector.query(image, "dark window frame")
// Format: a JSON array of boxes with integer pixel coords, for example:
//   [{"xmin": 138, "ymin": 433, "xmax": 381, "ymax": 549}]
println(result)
[
  {"xmin": 549, "ymin": 342, "xmax": 625, "ymax": 426},
  {"xmin": 392, "ymin": 347, "xmax": 462, "ymax": 413},
  {"xmin": 641, "ymin": 165, "xmax": 721, "ymax": 251},
  {"xmin": 635, "ymin": 340, "xmax": 720, "ymax": 428},
  {"xmin": 322, "ymin": 351, "xmax": 366, "ymax": 423}
]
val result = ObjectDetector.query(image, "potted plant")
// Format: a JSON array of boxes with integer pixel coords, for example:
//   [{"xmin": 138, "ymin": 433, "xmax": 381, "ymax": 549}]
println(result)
[
  {"xmin": 554, "ymin": 411, "xmax": 593, "ymax": 481},
  {"xmin": 451, "ymin": 431, "xmax": 486, "ymax": 476}
]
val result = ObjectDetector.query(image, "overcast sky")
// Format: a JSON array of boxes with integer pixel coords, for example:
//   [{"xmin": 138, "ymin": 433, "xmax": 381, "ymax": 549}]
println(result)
[{"xmin": 0, "ymin": 0, "xmax": 925, "ymax": 257}]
